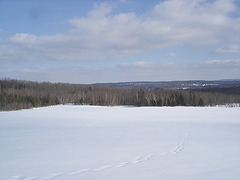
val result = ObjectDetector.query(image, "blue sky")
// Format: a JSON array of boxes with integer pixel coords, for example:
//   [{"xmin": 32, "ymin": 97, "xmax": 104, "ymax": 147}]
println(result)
[{"xmin": 0, "ymin": 0, "xmax": 240, "ymax": 83}]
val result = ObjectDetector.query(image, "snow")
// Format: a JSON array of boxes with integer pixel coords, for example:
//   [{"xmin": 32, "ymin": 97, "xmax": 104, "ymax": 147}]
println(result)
[{"xmin": 0, "ymin": 105, "xmax": 240, "ymax": 180}]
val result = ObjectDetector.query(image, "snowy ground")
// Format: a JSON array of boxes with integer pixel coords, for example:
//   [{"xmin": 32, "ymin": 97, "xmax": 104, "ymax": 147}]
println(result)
[{"xmin": 0, "ymin": 105, "xmax": 240, "ymax": 180}]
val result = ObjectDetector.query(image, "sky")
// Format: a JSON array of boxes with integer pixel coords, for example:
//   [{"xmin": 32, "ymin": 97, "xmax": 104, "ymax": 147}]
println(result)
[{"xmin": 0, "ymin": 0, "xmax": 240, "ymax": 84}]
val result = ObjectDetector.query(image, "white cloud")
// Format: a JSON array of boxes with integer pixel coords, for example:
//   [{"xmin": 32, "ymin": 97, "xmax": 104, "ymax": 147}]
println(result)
[
  {"xmin": 22, "ymin": 68, "xmax": 46, "ymax": 73},
  {"xmin": 118, "ymin": 61, "xmax": 157, "ymax": 68},
  {"xmin": 213, "ymin": 45, "xmax": 240, "ymax": 53},
  {"xmin": 7, "ymin": 33, "xmax": 37, "ymax": 44},
  {"xmin": 205, "ymin": 59, "xmax": 240, "ymax": 64},
  {"xmin": 166, "ymin": 52, "xmax": 175, "ymax": 57},
  {"xmin": 0, "ymin": 0, "xmax": 240, "ymax": 63}
]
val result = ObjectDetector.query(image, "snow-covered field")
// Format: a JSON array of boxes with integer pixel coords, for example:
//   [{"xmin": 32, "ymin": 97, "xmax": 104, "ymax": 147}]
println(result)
[{"xmin": 0, "ymin": 105, "xmax": 240, "ymax": 180}]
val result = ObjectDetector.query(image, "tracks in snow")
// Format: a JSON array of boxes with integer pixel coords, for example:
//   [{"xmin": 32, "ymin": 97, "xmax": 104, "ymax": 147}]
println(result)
[{"xmin": 10, "ymin": 132, "xmax": 190, "ymax": 180}]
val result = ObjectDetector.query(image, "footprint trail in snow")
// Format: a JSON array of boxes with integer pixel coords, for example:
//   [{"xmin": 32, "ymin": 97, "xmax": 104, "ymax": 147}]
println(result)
[{"xmin": 10, "ymin": 132, "xmax": 190, "ymax": 180}]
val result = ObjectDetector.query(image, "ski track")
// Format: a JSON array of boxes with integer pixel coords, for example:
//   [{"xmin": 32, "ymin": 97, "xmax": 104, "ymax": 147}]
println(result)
[{"xmin": 8, "ymin": 132, "xmax": 190, "ymax": 180}]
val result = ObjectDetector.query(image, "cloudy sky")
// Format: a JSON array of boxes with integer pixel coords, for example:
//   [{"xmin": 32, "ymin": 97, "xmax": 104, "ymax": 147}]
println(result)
[{"xmin": 0, "ymin": 0, "xmax": 240, "ymax": 83}]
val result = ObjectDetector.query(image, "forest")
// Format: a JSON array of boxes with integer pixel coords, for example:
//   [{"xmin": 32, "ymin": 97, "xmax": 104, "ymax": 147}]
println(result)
[{"xmin": 0, "ymin": 79, "xmax": 240, "ymax": 111}]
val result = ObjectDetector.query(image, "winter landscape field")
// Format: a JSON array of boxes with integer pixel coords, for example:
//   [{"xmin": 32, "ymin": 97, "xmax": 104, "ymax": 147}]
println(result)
[{"xmin": 0, "ymin": 105, "xmax": 240, "ymax": 180}]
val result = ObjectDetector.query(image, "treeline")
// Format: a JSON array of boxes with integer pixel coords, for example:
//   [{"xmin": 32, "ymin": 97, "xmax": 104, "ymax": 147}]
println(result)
[
  {"xmin": 1, "ymin": 79, "xmax": 240, "ymax": 111},
  {"xmin": 194, "ymin": 86, "xmax": 240, "ymax": 95}
]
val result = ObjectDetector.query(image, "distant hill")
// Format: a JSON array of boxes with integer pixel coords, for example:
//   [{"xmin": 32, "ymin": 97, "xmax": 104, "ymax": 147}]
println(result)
[{"xmin": 96, "ymin": 80, "xmax": 240, "ymax": 91}]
